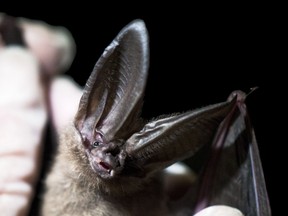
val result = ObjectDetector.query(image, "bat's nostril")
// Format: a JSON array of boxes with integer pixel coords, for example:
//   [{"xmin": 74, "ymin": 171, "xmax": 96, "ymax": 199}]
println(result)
[{"xmin": 107, "ymin": 147, "xmax": 120, "ymax": 157}]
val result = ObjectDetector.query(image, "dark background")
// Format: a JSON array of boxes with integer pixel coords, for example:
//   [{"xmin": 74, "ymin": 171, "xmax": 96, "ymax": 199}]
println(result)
[{"xmin": 2, "ymin": 5, "xmax": 282, "ymax": 214}]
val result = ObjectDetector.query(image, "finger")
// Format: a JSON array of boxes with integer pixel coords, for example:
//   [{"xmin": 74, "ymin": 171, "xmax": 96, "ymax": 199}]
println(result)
[
  {"xmin": 49, "ymin": 76, "xmax": 82, "ymax": 133},
  {"xmin": 194, "ymin": 205, "xmax": 244, "ymax": 216},
  {"xmin": 0, "ymin": 47, "xmax": 47, "ymax": 216},
  {"xmin": 20, "ymin": 18, "xmax": 76, "ymax": 75}
]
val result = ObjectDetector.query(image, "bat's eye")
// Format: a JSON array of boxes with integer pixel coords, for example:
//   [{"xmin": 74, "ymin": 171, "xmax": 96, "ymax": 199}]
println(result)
[{"xmin": 92, "ymin": 141, "xmax": 101, "ymax": 148}]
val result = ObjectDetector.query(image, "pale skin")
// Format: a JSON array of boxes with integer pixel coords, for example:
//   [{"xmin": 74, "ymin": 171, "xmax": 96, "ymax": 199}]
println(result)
[
  {"xmin": 0, "ymin": 13, "xmax": 243, "ymax": 216},
  {"xmin": 0, "ymin": 13, "xmax": 81, "ymax": 216}
]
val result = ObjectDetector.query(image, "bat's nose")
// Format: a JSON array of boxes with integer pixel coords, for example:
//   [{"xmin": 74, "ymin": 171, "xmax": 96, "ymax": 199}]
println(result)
[
  {"xmin": 105, "ymin": 146, "xmax": 121, "ymax": 157},
  {"xmin": 92, "ymin": 143, "xmax": 122, "ymax": 170}
]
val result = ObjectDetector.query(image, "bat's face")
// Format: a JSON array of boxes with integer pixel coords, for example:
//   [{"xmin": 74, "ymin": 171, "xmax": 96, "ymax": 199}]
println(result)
[{"xmin": 83, "ymin": 131, "xmax": 127, "ymax": 179}]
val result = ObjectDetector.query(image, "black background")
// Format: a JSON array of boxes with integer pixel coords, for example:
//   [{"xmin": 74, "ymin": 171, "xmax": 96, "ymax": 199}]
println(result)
[{"xmin": 2, "ymin": 5, "xmax": 282, "ymax": 214}]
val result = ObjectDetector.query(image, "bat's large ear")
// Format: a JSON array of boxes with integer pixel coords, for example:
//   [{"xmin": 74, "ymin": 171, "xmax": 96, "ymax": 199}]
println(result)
[
  {"xmin": 123, "ymin": 97, "xmax": 237, "ymax": 177},
  {"xmin": 74, "ymin": 19, "xmax": 149, "ymax": 142}
]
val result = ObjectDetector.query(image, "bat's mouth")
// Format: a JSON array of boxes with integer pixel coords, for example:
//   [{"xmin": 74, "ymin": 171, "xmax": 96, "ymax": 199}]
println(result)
[
  {"xmin": 89, "ymin": 156, "xmax": 115, "ymax": 178},
  {"xmin": 99, "ymin": 161, "xmax": 112, "ymax": 171},
  {"xmin": 88, "ymin": 146, "xmax": 126, "ymax": 179}
]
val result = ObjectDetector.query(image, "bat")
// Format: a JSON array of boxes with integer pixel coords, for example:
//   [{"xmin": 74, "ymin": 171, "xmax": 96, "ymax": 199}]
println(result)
[{"xmin": 40, "ymin": 19, "xmax": 271, "ymax": 215}]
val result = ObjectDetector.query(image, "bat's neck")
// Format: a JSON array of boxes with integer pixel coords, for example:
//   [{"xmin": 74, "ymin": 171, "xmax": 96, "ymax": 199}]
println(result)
[{"xmin": 99, "ymin": 173, "xmax": 165, "ymax": 196}]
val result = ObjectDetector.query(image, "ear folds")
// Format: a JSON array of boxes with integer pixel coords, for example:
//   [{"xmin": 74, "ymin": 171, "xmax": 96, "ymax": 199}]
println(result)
[
  {"xmin": 123, "ymin": 97, "xmax": 237, "ymax": 177},
  {"xmin": 74, "ymin": 20, "xmax": 149, "ymax": 143}
]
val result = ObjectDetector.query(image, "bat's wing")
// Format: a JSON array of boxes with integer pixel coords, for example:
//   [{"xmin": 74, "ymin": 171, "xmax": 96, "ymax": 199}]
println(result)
[{"xmin": 193, "ymin": 91, "xmax": 271, "ymax": 216}]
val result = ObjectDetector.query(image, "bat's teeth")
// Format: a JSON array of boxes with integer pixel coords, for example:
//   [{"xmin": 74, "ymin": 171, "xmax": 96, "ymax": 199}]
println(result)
[{"xmin": 110, "ymin": 170, "xmax": 116, "ymax": 177}]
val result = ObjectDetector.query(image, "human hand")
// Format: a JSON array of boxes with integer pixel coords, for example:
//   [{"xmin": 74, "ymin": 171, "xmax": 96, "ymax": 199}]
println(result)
[{"xmin": 0, "ymin": 12, "xmax": 79, "ymax": 216}]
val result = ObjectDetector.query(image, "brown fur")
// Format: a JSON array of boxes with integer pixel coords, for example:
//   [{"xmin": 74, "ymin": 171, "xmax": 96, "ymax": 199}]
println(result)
[{"xmin": 40, "ymin": 123, "xmax": 172, "ymax": 216}]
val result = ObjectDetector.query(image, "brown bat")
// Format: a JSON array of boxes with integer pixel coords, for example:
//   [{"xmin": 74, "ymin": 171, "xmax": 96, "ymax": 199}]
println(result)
[{"xmin": 40, "ymin": 20, "xmax": 271, "ymax": 215}]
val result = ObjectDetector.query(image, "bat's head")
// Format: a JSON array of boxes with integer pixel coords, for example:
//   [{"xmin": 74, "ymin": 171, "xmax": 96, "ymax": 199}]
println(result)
[
  {"xmin": 73, "ymin": 19, "xmax": 147, "ymax": 180},
  {"xmin": 73, "ymin": 19, "xmax": 236, "ymax": 181}
]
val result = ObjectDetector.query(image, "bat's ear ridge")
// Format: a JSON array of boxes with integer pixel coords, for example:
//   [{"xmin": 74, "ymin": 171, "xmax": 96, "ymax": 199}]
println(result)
[
  {"xmin": 74, "ymin": 19, "xmax": 149, "ymax": 143},
  {"xmin": 112, "ymin": 18, "xmax": 149, "ymax": 76},
  {"xmin": 123, "ymin": 99, "xmax": 236, "ymax": 177}
]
